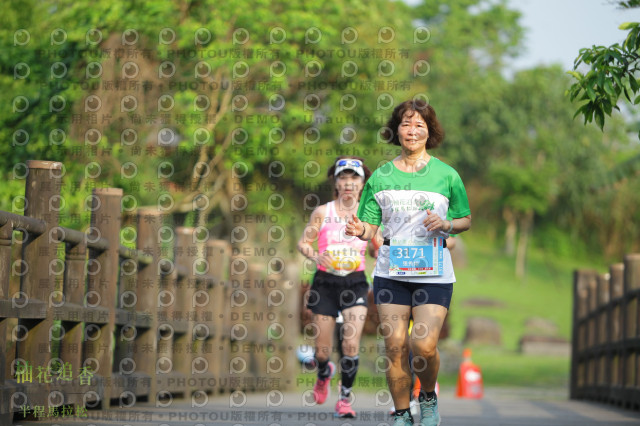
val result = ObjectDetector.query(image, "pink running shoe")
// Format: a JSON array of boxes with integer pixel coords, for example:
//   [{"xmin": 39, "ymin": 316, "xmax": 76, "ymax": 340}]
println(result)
[
  {"xmin": 312, "ymin": 362, "xmax": 335, "ymax": 404},
  {"xmin": 335, "ymin": 398, "xmax": 356, "ymax": 418}
]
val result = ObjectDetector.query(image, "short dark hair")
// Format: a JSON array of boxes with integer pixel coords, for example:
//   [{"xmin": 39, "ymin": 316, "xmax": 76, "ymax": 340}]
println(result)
[
  {"xmin": 327, "ymin": 155, "xmax": 372, "ymax": 200},
  {"xmin": 381, "ymin": 99, "xmax": 445, "ymax": 149}
]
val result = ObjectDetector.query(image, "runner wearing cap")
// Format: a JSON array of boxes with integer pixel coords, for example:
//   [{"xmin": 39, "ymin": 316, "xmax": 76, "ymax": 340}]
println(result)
[{"xmin": 297, "ymin": 156, "xmax": 381, "ymax": 418}]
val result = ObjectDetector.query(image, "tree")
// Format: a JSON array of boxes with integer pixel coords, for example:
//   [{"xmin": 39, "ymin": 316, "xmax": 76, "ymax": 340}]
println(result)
[
  {"xmin": 567, "ymin": 0, "xmax": 640, "ymax": 135},
  {"xmin": 0, "ymin": 0, "xmax": 419, "ymax": 248}
]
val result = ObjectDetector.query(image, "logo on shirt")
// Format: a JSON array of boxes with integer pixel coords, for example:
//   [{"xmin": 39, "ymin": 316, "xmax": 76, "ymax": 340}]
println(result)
[{"xmin": 417, "ymin": 199, "xmax": 435, "ymax": 211}]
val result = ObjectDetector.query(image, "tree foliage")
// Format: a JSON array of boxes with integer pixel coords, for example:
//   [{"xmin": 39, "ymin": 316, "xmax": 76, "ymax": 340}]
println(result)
[
  {"xmin": 1, "ymin": 0, "xmax": 638, "ymax": 268},
  {"xmin": 568, "ymin": 1, "xmax": 640, "ymax": 134}
]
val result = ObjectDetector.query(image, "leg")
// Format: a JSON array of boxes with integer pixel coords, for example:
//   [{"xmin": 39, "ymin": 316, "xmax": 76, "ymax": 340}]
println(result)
[
  {"xmin": 313, "ymin": 313, "xmax": 336, "ymax": 365},
  {"xmin": 311, "ymin": 313, "xmax": 336, "ymax": 405},
  {"xmin": 339, "ymin": 305, "xmax": 367, "ymax": 396},
  {"xmin": 377, "ymin": 303, "xmax": 412, "ymax": 410},
  {"xmin": 340, "ymin": 305, "xmax": 367, "ymax": 357},
  {"xmin": 334, "ymin": 305, "xmax": 367, "ymax": 418},
  {"xmin": 410, "ymin": 303, "xmax": 447, "ymax": 393},
  {"xmin": 410, "ymin": 304, "xmax": 447, "ymax": 426}
]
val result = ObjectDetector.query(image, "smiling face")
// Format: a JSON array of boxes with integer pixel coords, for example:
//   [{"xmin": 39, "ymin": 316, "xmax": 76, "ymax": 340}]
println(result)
[{"xmin": 398, "ymin": 111, "xmax": 429, "ymax": 154}]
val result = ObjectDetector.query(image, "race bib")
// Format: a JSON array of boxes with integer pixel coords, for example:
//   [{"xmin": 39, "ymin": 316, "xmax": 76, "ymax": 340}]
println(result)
[
  {"xmin": 325, "ymin": 244, "xmax": 361, "ymax": 277},
  {"xmin": 389, "ymin": 237, "xmax": 444, "ymax": 276}
]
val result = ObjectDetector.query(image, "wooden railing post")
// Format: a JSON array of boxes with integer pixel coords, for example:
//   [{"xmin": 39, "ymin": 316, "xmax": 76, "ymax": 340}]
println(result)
[
  {"xmin": 623, "ymin": 254, "xmax": 640, "ymax": 407},
  {"xmin": 133, "ymin": 209, "xmax": 161, "ymax": 403},
  {"xmin": 60, "ymin": 236, "xmax": 87, "ymax": 408},
  {"xmin": 173, "ymin": 227, "xmax": 197, "ymax": 397},
  {"xmin": 156, "ymin": 254, "xmax": 179, "ymax": 400},
  {"xmin": 571, "ymin": 269, "xmax": 592, "ymax": 398},
  {"xmin": 85, "ymin": 188, "xmax": 122, "ymax": 407},
  {"xmin": 282, "ymin": 261, "xmax": 301, "ymax": 390},
  {"xmin": 18, "ymin": 160, "xmax": 63, "ymax": 407},
  {"xmin": 189, "ymin": 230, "xmax": 215, "ymax": 398},
  {"xmin": 266, "ymin": 258, "xmax": 298, "ymax": 391},
  {"xmin": 229, "ymin": 254, "xmax": 249, "ymax": 391},
  {"xmin": 205, "ymin": 240, "xmax": 231, "ymax": 394},
  {"xmin": 0, "ymin": 223, "xmax": 13, "ymax": 424}
]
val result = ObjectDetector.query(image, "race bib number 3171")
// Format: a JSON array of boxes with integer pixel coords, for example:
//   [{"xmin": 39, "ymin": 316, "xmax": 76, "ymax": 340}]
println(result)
[{"xmin": 389, "ymin": 237, "xmax": 444, "ymax": 276}]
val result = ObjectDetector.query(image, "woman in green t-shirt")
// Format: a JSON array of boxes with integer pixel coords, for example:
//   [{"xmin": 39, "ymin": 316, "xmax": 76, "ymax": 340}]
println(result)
[{"xmin": 346, "ymin": 99, "xmax": 471, "ymax": 426}]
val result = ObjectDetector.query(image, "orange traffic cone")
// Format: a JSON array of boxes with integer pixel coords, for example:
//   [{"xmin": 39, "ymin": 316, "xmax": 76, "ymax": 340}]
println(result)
[
  {"xmin": 455, "ymin": 348, "xmax": 483, "ymax": 398},
  {"xmin": 412, "ymin": 377, "xmax": 421, "ymax": 400}
]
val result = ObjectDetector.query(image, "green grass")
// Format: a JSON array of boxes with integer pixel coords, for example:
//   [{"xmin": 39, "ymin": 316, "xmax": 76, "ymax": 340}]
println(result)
[
  {"xmin": 437, "ymin": 346, "xmax": 571, "ymax": 389},
  {"xmin": 295, "ymin": 229, "xmax": 600, "ymax": 392},
  {"xmin": 449, "ymin": 230, "xmax": 577, "ymax": 351}
]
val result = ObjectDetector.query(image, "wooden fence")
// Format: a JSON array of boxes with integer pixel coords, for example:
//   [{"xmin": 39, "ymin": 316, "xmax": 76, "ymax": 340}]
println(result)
[
  {"xmin": 571, "ymin": 254, "xmax": 640, "ymax": 409},
  {"xmin": 0, "ymin": 160, "xmax": 298, "ymax": 424}
]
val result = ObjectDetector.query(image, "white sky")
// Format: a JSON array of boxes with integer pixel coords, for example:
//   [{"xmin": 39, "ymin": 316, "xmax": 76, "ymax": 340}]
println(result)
[
  {"xmin": 404, "ymin": 0, "xmax": 638, "ymax": 71},
  {"xmin": 507, "ymin": 0, "xmax": 638, "ymax": 71}
]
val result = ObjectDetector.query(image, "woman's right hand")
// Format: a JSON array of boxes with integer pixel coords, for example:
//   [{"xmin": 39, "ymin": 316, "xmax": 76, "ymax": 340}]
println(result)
[
  {"xmin": 345, "ymin": 214, "xmax": 364, "ymax": 237},
  {"xmin": 315, "ymin": 251, "xmax": 335, "ymax": 269}
]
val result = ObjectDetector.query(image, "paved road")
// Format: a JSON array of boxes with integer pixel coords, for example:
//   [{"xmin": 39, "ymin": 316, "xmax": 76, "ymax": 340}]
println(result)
[{"xmin": 16, "ymin": 388, "xmax": 640, "ymax": 426}]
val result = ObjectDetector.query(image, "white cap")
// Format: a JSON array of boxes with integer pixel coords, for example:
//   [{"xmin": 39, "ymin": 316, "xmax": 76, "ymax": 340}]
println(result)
[{"xmin": 334, "ymin": 159, "xmax": 364, "ymax": 177}]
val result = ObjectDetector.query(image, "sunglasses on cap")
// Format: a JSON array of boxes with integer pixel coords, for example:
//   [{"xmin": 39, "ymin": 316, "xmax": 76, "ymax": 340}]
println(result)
[
  {"xmin": 336, "ymin": 159, "xmax": 363, "ymax": 168},
  {"xmin": 334, "ymin": 159, "xmax": 365, "ymax": 177}
]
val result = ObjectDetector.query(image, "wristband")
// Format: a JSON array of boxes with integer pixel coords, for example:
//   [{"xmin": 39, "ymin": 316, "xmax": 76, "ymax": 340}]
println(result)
[
  {"xmin": 447, "ymin": 220, "xmax": 454, "ymax": 234},
  {"xmin": 358, "ymin": 223, "xmax": 366, "ymax": 238}
]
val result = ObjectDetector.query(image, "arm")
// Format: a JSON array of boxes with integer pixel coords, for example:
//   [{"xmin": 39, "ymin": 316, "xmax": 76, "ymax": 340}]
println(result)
[
  {"xmin": 423, "ymin": 211, "xmax": 472, "ymax": 235},
  {"xmin": 367, "ymin": 226, "xmax": 384, "ymax": 258},
  {"xmin": 296, "ymin": 205, "xmax": 333, "ymax": 268},
  {"xmin": 447, "ymin": 215, "xmax": 471, "ymax": 234},
  {"xmin": 345, "ymin": 214, "xmax": 380, "ymax": 241}
]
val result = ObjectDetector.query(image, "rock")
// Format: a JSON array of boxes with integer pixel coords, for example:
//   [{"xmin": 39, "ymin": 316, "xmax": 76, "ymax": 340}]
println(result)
[
  {"xmin": 437, "ymin": 339, "xmax": 463, "ymax": 374},
  {"xmin": 524, "ymin": 317, "xmax": 558, "ymax": 336},
  {"xmin": 463, "ymin": 316, "xmax": 501, "ymax": 346},
  {"xmin": 460, "ymin": 298, "xmax": 506, "ymax": 308},
  {"xmin": 519, "ymin": 335, "xmax": 571, "ymax": 357}
]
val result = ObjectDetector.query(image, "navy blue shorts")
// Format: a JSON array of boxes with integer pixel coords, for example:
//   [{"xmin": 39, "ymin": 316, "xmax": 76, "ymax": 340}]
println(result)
[{"xmin": 373, "ymin": 276, "xmax": 453, "ymax": 309}]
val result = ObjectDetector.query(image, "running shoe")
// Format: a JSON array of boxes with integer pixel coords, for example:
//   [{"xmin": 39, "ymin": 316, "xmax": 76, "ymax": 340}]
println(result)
[
  {"xmin": 334, "ymin": 398, "xmax": 356, "ymax": 418},
  {"xmin": 312, "ymin": 361, "xmax": 335, "ymax": 404},
  {"xmin": 389, "ymin": 400, "xmax": 419, "ymax": 418},
  {"xmin": 418, "ymin": 396, "xmax": 441, "ymax": 426},
  {"xmin": 392, "ymin": 410, "xmax": 414, "ymax": 426}
]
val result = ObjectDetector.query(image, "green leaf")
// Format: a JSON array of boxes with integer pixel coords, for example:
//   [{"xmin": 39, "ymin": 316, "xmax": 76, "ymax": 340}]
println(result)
[
  {"xmin": 610, "ymin": 49, "xmax": 624, "ymax": 64},
  {"xmin": 611, "ymin": 73, "xmax": 623, "ymax": 94},
  {"xmin": 619, "ymin": 22, "xmax": 639, "ymax": 31},
  {"xmin": 602, "ymin": 98, "xmax": 613, "ymax": 116},
  {"xmin": 623, "ymin": 84, "xmax": 632, "ymax": 102},
  {"xmin": 624, "ymin": 27, "xmax": 640, "ymax": 51},
  {"xmin": 594, "ymin": 107, "xmax": 605, "ymax": 130},
  {"xmin": 598, "ymin": 70, "xmax": 605, "ymax": 88},
  {"xmin": 566, "ymin": 70, "xmax": 583, "ymax": 81},
  {"xmin": 634, "ymin": 95, "xmax": 640, "ymax": 105},
  {"xmin": 629, "ymin": 74, "xmax": 639, "ymax": 92},
  {"xmin": 604, "ymin": 79, "xmax": 616, "ymax": 96},
  {"xmin": 573, "ymin": 104, "xmax": 587, "ymax": 119}
]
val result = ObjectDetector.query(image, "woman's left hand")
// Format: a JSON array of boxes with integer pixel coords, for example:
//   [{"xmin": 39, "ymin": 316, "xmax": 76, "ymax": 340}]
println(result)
[{"xmin": 422, "ymin": 210, "xmax": 448, "ymax": 232}]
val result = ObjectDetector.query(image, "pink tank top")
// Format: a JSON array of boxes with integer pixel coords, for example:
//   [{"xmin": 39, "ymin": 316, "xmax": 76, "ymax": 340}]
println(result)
[{"xmin": 317, "ymin": 201, "xmax": 368, "ymax": 276}]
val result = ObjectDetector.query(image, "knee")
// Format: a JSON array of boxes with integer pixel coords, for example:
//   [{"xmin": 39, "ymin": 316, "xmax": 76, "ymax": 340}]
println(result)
[
  {"xmin": 314, "ymin": 345, "xmax": 332, "ymax": 361},
  {"xmin": 384, "ymin": 336, "xmax": 409, "ymax": 363},
  {"xmin": 341, "ymin": 338, "xmax": 359, "ymax": 357},
  {"xmin": 411, "ymin": 337, "xmax": 438, "ymax": 360}
]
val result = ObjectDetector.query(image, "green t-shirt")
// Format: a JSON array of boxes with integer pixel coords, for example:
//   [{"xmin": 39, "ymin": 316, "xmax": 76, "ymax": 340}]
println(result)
[{"xmin": 357, "ymin": 157, "xmax": 470, "ymax": 283}]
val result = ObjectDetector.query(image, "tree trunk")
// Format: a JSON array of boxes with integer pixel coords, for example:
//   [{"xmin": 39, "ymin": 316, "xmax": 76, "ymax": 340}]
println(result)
[
  {"xmin": 515, "ymin": 209, "xmax": 534, "ymax": 279},
  {"xmin": 503, "ymin": 207, "xmax": 517, "ymax": 256}
]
